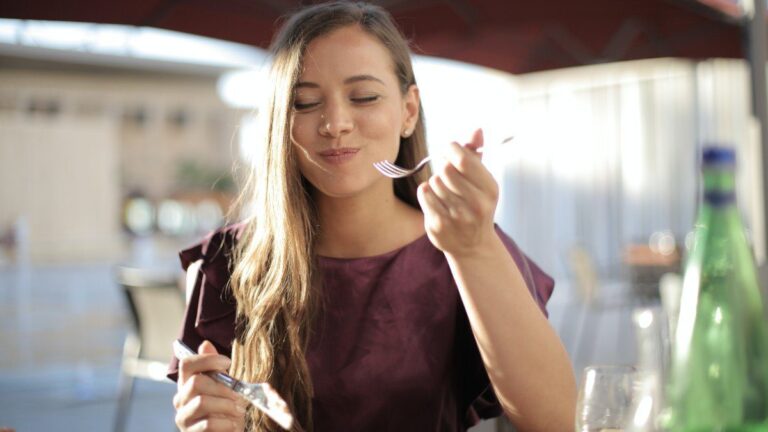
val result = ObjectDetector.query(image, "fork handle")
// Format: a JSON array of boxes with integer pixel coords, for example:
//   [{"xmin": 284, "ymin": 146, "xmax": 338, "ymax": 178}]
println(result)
[{"xmin": 173, "ymin": 340, "xmax": 241, "ymax": 388}]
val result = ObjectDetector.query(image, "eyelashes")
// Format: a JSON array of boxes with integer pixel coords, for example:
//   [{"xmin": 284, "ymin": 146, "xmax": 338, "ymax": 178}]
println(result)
[
  {"xmin": 292, "ymin": 95, "xmax": 381, "ymax": 112},
  {"xmin": 351, "ymin": 95, "xmax": 380, "ymax": 104},
  {"xmin": 293, "ymin": 101, "xmax": 320, "ymax": 111}
]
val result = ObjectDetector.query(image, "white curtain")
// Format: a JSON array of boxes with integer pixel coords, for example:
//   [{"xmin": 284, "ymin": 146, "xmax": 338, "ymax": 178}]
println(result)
[{"xmin": 486, "ymin": 58, "xmax": 759, "ymax": 279}]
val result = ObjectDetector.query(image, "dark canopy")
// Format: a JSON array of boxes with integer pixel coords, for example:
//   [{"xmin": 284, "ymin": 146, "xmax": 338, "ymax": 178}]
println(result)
[{"xmin": 1, "ymin": 0, "xmax": 747, "ymax": 74}]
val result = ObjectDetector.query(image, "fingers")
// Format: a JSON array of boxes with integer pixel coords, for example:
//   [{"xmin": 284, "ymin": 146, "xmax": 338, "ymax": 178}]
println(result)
[
  {"xmin": 420, "ymin": 129, "xmax": 503, "ymax": 255},
  {"xmin": 464, "ymin": 128, "xmax": 484, "ymax": 153},
  {"xmin": 198, "ymin": 340, "xmax": 220, "ymax": 355},
  {"xmin": 174, "ymin": 340, "xmax": 243, "ymax": 432},
  {"xmin": 173, "ymin": 371, "xmax": 248, "ymax": 432},
  {"xmin": 178, "ymin": 341, "xmax": 231, "ymax": 390},
  {"xmin": 428, "ymin": 174, "xmax": 469, "ymax": 221},
  {"xmin": 429, "ymin": 139, "xmax": 498, "ymax": 219},
  {"xmin": 443, "ymin": 141, "xmax": 497, "ymax": 195},
  {"xmin": 419, "ymin": 130, "xmax": 501, "ymax": 247},
  {"xmin": 418, "ymin": 179, "xmax": 448, "ymax": 215},
  {"xmin": 175, "ymin": 393, "xmax": 247, "ymax": 430},
  {"xmin": 175, "ymin": 374, "xmax": 240, "ymax": 409},
  {"xmin": 435, "ymin": 161, "xmax": 479, "ymax": 201}
]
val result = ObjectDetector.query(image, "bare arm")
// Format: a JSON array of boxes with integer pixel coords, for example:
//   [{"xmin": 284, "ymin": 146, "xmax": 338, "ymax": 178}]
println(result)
[
  {"xmin": 446, "ymin": 236, "xmax": 576, "ymax": 431},
  {"xmin": 417, "ymin": 129, "xmax": 576, "ymax": 431}
]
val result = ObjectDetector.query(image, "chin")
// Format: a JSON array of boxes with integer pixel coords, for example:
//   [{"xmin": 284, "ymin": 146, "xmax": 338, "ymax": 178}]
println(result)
[
  {"xmin": 313, "ymin": 183, "xmax": 367, "ymax": 199},
  {"xmin": 308, "ymin": 173, "xmax": 383, "ymax": 200}
]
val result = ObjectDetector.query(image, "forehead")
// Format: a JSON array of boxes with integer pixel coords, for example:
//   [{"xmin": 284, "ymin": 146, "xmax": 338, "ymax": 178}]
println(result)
[{"xmin": 299, "ymin": 25, "xmax": 397, "ymax": 83}]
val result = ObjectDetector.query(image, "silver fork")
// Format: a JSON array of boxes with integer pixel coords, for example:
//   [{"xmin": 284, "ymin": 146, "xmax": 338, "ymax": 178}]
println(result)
[
  {"xmin": 172, "ymin": 340, "xmax": 296, "ymax": 430},
  {"xmin": 373, "ymin": 136, "xmax": 514, "ymax": 178}
]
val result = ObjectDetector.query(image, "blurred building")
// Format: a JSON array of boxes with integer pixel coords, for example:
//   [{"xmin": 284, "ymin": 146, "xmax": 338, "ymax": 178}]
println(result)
[{"xmin": 0, "ymin": 46, "xmax": 246, "ymax": 263}]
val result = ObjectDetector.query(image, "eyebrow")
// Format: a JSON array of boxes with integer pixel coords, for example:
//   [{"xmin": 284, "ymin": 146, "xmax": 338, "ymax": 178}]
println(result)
[{"xmin": 294, "ymin": 74, "xmax": 385, "ymax": 89}]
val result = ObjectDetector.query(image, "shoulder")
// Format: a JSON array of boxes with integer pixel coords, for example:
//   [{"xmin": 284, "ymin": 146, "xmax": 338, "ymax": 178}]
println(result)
[
  {"xmin": 179, "ymin": 221, "xmax": 248, "ymax": 272},
  {"xmin": 167, "ymin": 224, "xmax": 246, "ymax": 379},
  {"xmin": 177, "ymin": 221, "xmax": 249, "ymax": 310}
]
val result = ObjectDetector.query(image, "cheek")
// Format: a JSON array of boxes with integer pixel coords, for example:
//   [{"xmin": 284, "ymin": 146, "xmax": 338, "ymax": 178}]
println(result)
[
  {"xmin": 287, "ymin": 119, "xmax": 313, "ymax": 172},
  {"xmin": 291, "ymin": 115, "xmax": 313, "ymax": 143},
  {"xmin": 359, "ymin": 108, "xmax": 401, "ymax": 147},
  {"xmin": 292, "ymin": 141, "xmax": 315, "ymax": 181}
]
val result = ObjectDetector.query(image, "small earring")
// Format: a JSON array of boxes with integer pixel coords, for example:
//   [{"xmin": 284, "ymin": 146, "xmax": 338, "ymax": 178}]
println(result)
[{"xmin": 402, "ymin": 129, "xmax": 412, "ymax": 138}]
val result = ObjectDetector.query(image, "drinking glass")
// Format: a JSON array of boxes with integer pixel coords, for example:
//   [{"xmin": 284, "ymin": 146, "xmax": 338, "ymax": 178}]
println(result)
[{"xmin": 575, "ymin": 365, "xmax": 637, "ymax": 432}]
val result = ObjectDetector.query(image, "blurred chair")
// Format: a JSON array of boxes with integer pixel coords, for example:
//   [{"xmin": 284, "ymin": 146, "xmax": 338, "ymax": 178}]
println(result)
[
  {"xmin": 562, "ymin": 246, "xmax": 636, "ymax": 371},
  {"xmin": 114, "ymin": 266, "xmax": 184, "ymax": 432},
  {"xmin": 624, "ymin": 233, "xmax": 681, "ymax": 300}
]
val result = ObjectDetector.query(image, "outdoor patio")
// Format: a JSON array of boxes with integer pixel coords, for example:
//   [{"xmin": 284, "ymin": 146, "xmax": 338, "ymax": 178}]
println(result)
[{"xmin": 0, "ymin": 258, "xmax": 640, "ymax": 431}]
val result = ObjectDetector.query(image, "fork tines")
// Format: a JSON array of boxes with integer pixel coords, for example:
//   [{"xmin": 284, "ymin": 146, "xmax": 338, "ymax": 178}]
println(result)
[{"xmin": 373, "ymin": 161, "xmax": 410, "ymax": 178}]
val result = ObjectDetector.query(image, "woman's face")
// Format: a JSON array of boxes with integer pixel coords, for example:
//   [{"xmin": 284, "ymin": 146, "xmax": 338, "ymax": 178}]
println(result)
[{"xmin": 290, "ymin": 25, "xmax": 419, "ymax": 200}]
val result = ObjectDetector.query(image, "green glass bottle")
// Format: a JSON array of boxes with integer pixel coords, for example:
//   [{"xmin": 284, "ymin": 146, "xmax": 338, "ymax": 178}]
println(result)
[{"xmin": 663, "ymin": 147, "xmax": 768, "ymax": 432}]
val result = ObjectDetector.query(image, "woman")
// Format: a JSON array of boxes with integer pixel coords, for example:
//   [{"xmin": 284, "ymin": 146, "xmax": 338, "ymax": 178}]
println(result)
[{"xmin": 169, "ymin": 2, "xmax": 576, "ymax": 431}]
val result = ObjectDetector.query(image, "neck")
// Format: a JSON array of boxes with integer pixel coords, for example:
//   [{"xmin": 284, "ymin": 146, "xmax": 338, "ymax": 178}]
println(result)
[{"xmin": 314, "ymin": 181, "xmax": 424, "ymax": 258}]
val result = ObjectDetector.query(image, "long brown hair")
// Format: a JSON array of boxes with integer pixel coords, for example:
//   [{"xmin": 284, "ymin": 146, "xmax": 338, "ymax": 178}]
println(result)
[{"xmin": 228, "ymin": 2, "xmax": 430, "ymax": 430}]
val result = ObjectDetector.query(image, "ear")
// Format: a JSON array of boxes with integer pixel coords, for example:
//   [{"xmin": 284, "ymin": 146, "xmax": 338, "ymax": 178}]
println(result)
[{"xmin": 401, "ymin": 84, "xmax": 420, "ymax": 137}]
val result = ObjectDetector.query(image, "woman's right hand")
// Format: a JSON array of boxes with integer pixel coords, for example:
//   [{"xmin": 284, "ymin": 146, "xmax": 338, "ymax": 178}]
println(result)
[{"xmin": 173, "ymin": 340, "xmax": 248, "ymax": 431}]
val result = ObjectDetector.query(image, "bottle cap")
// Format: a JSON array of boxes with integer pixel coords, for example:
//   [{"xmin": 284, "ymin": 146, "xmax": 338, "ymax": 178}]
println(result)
[
  {"xmin": 702, "ymin": 146, "xmax": 736, "ymax": 167},
  {"xmin": 704, "ymin": 190, "xmax": 736, "ymax": 206}
]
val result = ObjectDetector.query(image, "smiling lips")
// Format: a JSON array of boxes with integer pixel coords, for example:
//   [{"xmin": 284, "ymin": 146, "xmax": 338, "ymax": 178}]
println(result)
[{"xmin": 318, "ymin": 147, "xmax": 360, "ymax": 165}]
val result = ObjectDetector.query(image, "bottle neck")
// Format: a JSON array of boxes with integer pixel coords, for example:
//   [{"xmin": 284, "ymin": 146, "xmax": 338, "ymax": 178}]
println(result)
[{"xmin": 702, "ymin": 167, "xmax": 736, "ymax": 206}]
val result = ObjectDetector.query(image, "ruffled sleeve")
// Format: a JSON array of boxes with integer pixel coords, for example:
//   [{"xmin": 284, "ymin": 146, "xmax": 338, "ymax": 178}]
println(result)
[
  {"xmin": 496, "ymin": 227, "xmax": 554, "ymax": 317},
  {"xmin": 166, "ymin": 223, "xmax": 246, "ymax": 382},
  {"xmin": 458, "ymin": 225, "xmax": 555, "ymax": 427}
]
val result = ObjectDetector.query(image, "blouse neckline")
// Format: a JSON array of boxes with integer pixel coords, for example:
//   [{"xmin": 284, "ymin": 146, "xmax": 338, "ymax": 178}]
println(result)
[{"xmin": 317, "ymin": 233, "xmax": 431, "ymax": 264}]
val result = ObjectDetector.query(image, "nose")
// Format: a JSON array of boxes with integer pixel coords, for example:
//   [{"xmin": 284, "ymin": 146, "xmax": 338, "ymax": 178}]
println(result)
[{"xmin": 319, "ymin": 101, "xmax": 353, "ymax": 137}]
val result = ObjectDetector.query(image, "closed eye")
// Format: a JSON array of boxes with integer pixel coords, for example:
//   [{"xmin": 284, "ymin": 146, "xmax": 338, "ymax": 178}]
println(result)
[
  {"xmin": 351, "ymin": 95, "xmax": 380, "ymax": 104},
  {"xmin": 293, "ymin": 101, "xmax": 320, "ymax": 111}
]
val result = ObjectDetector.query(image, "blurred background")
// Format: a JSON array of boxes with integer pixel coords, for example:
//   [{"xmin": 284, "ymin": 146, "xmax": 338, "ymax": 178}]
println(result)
[{"xmin": 0, "ymin": 0, "xmax": 766, "ymax": 430}]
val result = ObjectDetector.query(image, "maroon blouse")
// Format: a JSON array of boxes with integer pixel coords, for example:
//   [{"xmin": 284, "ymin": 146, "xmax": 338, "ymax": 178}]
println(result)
[{"xmin": 168, "ymin": 223, "xmax": 554, "ymax": 431}]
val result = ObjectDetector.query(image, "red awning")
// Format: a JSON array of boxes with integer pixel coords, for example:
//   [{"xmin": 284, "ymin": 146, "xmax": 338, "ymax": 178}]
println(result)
[{"xmin": 1, "ymin": 0, "xmax": 747, "ymax": 74}]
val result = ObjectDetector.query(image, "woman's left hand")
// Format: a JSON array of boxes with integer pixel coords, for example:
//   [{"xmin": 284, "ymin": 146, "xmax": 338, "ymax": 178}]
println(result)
[{"xmin": 417, "ymin": 128, "xmax": 499, "ymax": 258}]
